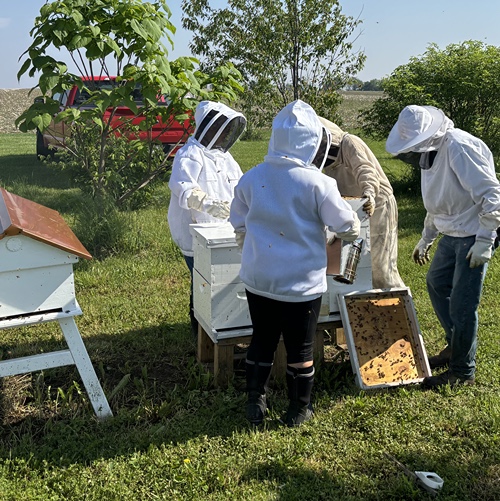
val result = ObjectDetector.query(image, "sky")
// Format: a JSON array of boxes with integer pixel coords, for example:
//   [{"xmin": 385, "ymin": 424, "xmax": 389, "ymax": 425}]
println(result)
[{"xmin": 1, "ymin": 0, "xmax": 499, "ymax": 89}]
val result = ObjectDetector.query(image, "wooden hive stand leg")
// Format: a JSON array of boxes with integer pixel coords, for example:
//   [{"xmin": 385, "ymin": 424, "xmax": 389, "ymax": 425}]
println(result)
[
  {"xmin": 214, "ymin": 340, "xmax": 235, "ymax": 388},
  {"xmin": 197, "ymin": 325, "xmax": 214, "ymax": 364},
  {"xmin": 314, "ymin": 327, "xmax": 325, "ymax": 365},
  {"xmin": 335, "ymin": 327, "xmax": 347, "ymax": 348},
  {"xmin": 58, "ymin": 318, "xmax": 113, "ymax": 420}
]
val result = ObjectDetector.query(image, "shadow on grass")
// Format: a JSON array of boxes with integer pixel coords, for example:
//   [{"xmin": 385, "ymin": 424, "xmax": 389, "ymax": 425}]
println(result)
[
  {"xmin": 240, "ymin": 447, "xmax": 496, "ymax": 500},
  {"xmin": 0, "ymin": 323, "xmax": 361, "ymax": 466},
  {"xmin": 0, "ymin": 154, "xmax": 71, "ymax": 190}
]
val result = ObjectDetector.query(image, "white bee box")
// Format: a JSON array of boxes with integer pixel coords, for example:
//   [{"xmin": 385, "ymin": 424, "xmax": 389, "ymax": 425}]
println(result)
[
  {"xmin": 190, "ymin": 198, "xmax": 372, "ymax": 341},
  {"xmin": 191, "ymin": 223, "xmax": 242, "ymax": 285},
  {"xmin": 190, "ymin": 223, "xmax": 252, "ymax": 342},
  {"xmin": 0, "ymin": 235, "xmax": 80, "ymax": 318},
  {"xmin": 193, "ymin": 269, "xmax": 251, "ymax": 333}
]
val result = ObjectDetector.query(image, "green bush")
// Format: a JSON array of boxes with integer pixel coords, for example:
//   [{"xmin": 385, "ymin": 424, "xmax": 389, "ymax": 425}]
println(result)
[{"xmin": 361, "ymin": 40, "xmax": 500, "ymax": 161}]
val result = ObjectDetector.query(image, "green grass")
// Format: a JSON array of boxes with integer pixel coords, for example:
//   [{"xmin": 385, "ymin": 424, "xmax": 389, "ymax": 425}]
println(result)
[{"xmin": 0, "ymin": 131, "xmax": 499, "ymax": 500}]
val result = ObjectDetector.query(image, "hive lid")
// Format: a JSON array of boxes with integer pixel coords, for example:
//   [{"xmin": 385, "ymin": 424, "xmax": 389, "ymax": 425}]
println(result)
[
  {"xmin": 189, "ymin": 222, "xmax": 237, "ymax": 247},
  {"xmin": 0, "ymin": 188, "xmax": 92, "ymax": 260}
]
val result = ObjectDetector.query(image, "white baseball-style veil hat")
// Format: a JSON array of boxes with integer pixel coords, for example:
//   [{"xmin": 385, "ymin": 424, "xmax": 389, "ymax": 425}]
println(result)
[{"xmin": 386, "ymin": 105, "xmax": 446, "ymax": 154}]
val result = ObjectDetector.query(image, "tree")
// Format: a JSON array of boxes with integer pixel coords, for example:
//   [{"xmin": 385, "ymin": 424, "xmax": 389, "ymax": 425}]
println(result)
[
  {"xmin": 361, "ymin": 41, "xmax": 500, "ymax": 159},
  {"xmin": 360, "ymin": 79, "xmax": 382, "ymax": 91},
  {"xmin": 16, "ymin": 0, "xmax": 244, "ymax": 209},
  {"xmin": 181, "ymin": 0, "xmax": 365, "ymax": 133}
]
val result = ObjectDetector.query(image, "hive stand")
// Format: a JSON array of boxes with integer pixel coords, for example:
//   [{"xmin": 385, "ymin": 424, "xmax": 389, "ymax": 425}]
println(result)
[
  {"xmin": 197, "ymin": 317, "xmax": 343, "ymax": 387},
  {"xmin": 0, "ymin": 311, "xmax": 113, "ymax": 420}
]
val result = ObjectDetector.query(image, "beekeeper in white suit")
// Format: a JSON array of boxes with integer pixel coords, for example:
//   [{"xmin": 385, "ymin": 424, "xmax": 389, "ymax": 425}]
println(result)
[
  {"xmin": 230, "ymin": 100, "xmax": 360, "ymax": 427},
  {"xmin": 318, "ymin": 117, "xmax": 405, "ymax": 289},
  {"xmin": 386, "ymin": 105, "xmax": 500, "ymax": 389},
  {"xmin": 168, "ymin": 101, "xmax": 246, "ymax": 339}
]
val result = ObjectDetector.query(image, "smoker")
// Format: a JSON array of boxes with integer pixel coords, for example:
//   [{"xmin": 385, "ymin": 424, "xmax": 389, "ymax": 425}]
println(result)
[{"xmin": 0, "ymin": 188, "xmax": 112, "ymax": 419}]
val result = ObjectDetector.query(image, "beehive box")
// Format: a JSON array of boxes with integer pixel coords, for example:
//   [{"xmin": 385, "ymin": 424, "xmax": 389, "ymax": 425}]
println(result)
[
  {"xmin": 339, "ymin": 288, "xmax": 431, "ymax": 389},
  {"xmin": 191, "ymin": 223, "xmax": 252, "ymax": 341},
  {"xmin": 0, "ymin": 189, "xmax": 112, "ymax": 419},
  {"xmin": 0, "ymin": 188, "xmax": 91, "ymax": 319}
]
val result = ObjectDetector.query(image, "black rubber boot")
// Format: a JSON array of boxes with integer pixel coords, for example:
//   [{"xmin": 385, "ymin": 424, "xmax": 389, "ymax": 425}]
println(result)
[
  {"xmin": 245, "ymin": 360, "xmax": 273, "ymax": 425},
  {"xmin": 283, "ymin": 365, "xmax": 315, "ymax": 427}
]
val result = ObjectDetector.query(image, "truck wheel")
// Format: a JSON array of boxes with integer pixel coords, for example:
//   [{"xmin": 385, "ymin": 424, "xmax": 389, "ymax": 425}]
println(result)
[{"xmin": 36, "ymin": 130, "xmax": 52, "ymax": 160}]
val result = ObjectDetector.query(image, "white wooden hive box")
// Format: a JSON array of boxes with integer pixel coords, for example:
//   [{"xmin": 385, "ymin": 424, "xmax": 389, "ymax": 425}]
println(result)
[{"xmin": 0, "ymin": 188, "xmax": 91, "ymax": 320}]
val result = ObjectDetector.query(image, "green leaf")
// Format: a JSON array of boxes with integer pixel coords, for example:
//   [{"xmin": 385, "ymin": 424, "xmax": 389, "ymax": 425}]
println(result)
[
  {"xmin": 17, "ymin": 59, "xmax": 32, "ymax": 81},
  {"xmin": 130, "ymin": 19, "xmax": 149, "ymax": 41}
]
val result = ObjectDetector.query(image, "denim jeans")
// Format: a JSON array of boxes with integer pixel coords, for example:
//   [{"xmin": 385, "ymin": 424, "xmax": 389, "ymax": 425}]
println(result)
[
  {"xmin": 183, "ymin": 255, "xmax": 198, "ymax": 339},
  {"xmin": 426, "ymin": 235, "xmax": 488, "ymax": 378}
]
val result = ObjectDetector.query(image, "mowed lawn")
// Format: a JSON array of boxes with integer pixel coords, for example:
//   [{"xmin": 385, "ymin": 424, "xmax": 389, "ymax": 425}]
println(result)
[{"xmin": 0, "ymin": 130, "xmax": 499, "ymax": 500}]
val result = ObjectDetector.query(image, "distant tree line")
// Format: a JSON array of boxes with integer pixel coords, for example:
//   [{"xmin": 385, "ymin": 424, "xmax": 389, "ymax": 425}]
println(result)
[{"xmin": 344, "ymin": 78, "xmax": 383, "ymax": 91}]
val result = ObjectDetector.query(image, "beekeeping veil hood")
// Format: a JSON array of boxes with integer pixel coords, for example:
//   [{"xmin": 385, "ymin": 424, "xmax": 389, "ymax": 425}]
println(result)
[
  {"xmin": 386, "ymin": 105, "xmax": 451, "ymax": 154},
  {"xmin": 318, "ymin": 116, "xmax": 347, "ymax": 166},
  {"xmin": 266, "ymin": 100, "xmax": 331, "ymax": 170},
  {"xmin": 194, "ymin": 101, "xmax": 247, "ymax": 152}
]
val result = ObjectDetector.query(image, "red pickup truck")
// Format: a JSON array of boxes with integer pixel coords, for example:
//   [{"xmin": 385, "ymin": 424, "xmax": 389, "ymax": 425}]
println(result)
[{"xmin": 36, "ymin": 77, "xmax": 193, "ymax": 159}]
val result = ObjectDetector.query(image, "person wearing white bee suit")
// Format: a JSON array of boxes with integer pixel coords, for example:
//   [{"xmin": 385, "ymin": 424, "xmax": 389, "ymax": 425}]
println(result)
[
  {"xmin": 168, "ymin": 101, "xmax": 246, "ymax": 339},
  {"xmin": 230, "ymin": 100, "xmax": 360, "ymax": 426},
  {"xmin": 318, "ymin": 117, "xmax": 405, "ymax": 289},
  {"xmin": 386, "ymin": 105, "xmax": 500, "ymax": 388}
]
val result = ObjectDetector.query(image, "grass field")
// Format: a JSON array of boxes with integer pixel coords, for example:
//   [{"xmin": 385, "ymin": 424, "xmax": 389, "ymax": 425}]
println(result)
[{"xmin": 0, "ymin": 119, "xmax": 499, "ymax": 500}]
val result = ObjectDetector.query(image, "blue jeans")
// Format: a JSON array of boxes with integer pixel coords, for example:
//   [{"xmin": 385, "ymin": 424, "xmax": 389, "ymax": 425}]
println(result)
[
  {"xmin": 183, "ymin": 255, "xmax": 198, "ymax": 338},
  {"xmin": 426, "ymin": 235, "xmax": 488, "ymax": 378}
]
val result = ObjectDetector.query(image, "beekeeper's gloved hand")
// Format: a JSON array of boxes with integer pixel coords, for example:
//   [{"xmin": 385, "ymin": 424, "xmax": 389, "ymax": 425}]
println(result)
[
  {"xmin": 187, "ymin": 188, "xmax": 230, "ymax": 219},
  {"xmin": 466, "ymin": 239, "xmax": 492, "ymax": 268},
  {"xmin": 206, "ymin": 201, "xmax": 230, "ymax": 219},
  {"xmin": 412, "ymin": 239, "xmax": 432, "ymax": 266},
  {"xmin": 327, "ymin": 233, "xmax": 337, "ymax": 245},
  {"xmin": 234, "ymin": 230, "xmax": 246, "ymax": 250},
  {"xmin": 336, "ymin": 214, "xmax": 360, "ymax": 242},
  {"xmin": 362, "ymin": 193, "xmax": 375, "ymax": 217}
]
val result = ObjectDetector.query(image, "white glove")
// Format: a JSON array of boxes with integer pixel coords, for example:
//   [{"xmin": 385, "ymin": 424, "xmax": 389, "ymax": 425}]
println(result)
[
  {"xmin": 327, "ymin": 233, "xmax": 337, "ymax": 245},
  {"xmin": 412, "ymin": 238, "xmax": 432, "ymax": 266},
  {"xmin": 362, "ymin": 193, "xmax": 375, "ymax": 217},
  {"xmin": 187, "ymin": 188, "xmax": 230, "ymax": 219},
  {"xmin": 466, "ymin": 239, "xmax": 492, "ymax": 268},
  {"xmin": 186, "ymin": 188, "xmax": 208, "ymax": 212},
  {"xmin": 336, "ymin": 213, "xmax": 360, "ymax": 242},
  {"xmin": 234, "ymin": 231, "xmax": 246, "ymax": 250},
  {"xmin": 206, "ymin": 201, "xmax": 230, "ymax": 219}
]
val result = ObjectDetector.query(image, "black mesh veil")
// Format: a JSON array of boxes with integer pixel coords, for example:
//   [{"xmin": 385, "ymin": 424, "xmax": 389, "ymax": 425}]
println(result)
[{"xmin": 195, "ymin": 110, "xmax": 246, "ymax": 152}]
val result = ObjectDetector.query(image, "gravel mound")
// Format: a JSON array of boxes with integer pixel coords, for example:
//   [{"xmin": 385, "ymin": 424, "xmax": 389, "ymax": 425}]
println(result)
[{"xmin": 0, "ymin": 88, "xmax": 42, "ymax": 133}]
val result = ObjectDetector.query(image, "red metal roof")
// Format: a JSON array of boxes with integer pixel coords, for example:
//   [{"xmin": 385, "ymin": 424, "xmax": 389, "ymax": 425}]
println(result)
[{"xmin": 0, "ymin": 188, "xmax": 92, "ymax": 260}]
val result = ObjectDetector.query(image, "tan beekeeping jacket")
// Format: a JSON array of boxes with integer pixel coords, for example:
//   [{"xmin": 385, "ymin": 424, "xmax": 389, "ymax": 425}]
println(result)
[{"xmin": 319, "ymin": 117, "xmax": 405, "ymax": 289}]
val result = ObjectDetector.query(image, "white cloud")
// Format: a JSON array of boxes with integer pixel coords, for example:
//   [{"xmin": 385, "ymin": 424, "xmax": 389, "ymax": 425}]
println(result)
[{"xmin": 0, "ymin": 18, "xmax": 11, "ymax": 29}]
